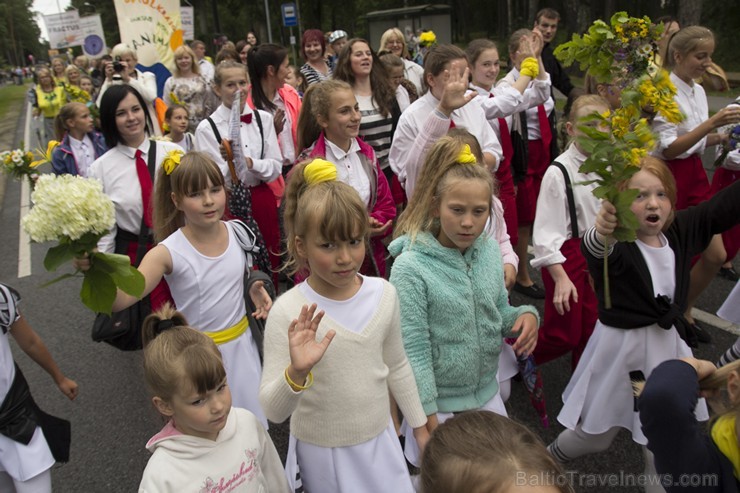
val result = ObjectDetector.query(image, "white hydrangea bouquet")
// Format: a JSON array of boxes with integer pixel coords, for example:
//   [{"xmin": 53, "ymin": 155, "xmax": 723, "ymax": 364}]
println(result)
[{"xmin": 22, "ymin": 174, "xmax": 145, "ymax": 314}]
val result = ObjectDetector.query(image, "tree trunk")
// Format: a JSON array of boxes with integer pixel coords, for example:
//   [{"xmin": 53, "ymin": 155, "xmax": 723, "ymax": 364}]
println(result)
[{"xmin": 678, "ymin": 0, "xmax": 702, "ymax": 26}]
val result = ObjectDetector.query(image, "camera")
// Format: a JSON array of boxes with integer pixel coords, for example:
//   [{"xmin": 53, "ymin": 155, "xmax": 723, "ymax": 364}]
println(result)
[{"xmin": 112, "ymin": 56, "xmax": 125, "ymax": 73}]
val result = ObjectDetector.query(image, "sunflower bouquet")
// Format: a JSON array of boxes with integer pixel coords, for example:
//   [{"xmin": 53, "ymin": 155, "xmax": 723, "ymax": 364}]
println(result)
[
  {"xmin": 555, "ymin": 12, "xmax": 684, "ymax": 308},
  {"xmin": 22, "ymin": 174, "xmax": 145, "ymax": 314}
]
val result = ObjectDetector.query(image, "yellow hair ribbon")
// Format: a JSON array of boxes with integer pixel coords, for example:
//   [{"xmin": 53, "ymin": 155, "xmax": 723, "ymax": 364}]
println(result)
[
  {"xmin": 457, "ymin": 144, "xmax": 477, "ymax": 165},
  {"xmin": 162, "ymin": 149, "xmax": 184, "ymax": 175},
  {"xmin": 303, "ymin": 158, "xmax": 337, "ymax": 185},
  {"xmin": 520, "ymin": 57, "xmax": 540, "ymax": 78}
]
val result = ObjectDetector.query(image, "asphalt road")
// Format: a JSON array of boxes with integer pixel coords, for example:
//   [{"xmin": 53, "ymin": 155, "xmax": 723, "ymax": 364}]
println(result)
[{"xmin": 1, "ymin": 101, "xmax": 738, "ymax": 492}]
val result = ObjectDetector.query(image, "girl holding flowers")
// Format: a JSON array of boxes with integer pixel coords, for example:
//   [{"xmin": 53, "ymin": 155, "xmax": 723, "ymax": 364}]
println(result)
[
  {"xmin": 389, "ymin": 135, "xmax": 539, "ymax": 467},
  {"xmin": 98, "ymin": 151, "xmax": 272, "ymax": 427},
  {"xmin": 652, "ymin": 25, "xmax": 740, "ymax": 342},
  {"xmin": 259, "ymin": 159, "xmax": 428, "ymax": 492},
  {"xmin": 549, "ymin": 158, "xmax": 740, "ymax": 491},
  {"xmin": 88, "ymin": 84, "xmax": 182, "ymax": 311}
]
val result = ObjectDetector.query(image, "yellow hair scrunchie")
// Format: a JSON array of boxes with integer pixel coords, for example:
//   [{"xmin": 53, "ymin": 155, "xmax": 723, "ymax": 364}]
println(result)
[
  {"xmin": 162, "ymin": 149, "xmax": 184, "ymax": 175},
  {"xmin": 520, "ymin": 57, "xmax": 540, "ymax": 79},
  {"xmin": 303, "ymin": 158, "xmax": 337, "ymax": 185},
  {"xmin": 457, "ymin": 144, "xmax": 477, "ymax": 165}
]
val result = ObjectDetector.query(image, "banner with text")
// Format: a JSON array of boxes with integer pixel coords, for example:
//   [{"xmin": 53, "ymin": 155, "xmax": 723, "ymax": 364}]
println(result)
[
  {"xmin": 113, "ymin": 0, "xmax": 184, "ymax": 71},
  {"xmin": 44, "ymin": 11, "xmax": 83, "ymax": 49},
  {"xmin": 79, "ymin": 15, "xmax": 106, "ymax": 58}
]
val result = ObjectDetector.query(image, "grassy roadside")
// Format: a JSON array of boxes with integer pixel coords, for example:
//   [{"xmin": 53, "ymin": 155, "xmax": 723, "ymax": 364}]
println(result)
[{"xmin": 0, "ymin": 83, "xmax": 28, "ymax": 122}]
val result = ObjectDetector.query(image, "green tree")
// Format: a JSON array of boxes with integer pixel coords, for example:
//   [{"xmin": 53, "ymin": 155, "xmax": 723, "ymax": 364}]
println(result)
[{"xmin": 0, "ymin": 0, "xmax": 43, "ymax": 66}]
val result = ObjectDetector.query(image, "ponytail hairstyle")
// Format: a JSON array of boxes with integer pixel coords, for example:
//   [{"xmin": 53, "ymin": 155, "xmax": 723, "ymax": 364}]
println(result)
[
  {"xmin": 664, "ymin": 25, "xmax": 714, "ymax": 70},
  {"xmin": 333, "ymin": 38, "xmax": 395, "ymax": 118},
  {"xmin": 283, "ymin": 159, "xmax": 369, "ymax": 274},
  {"xmin": 421, "ymin": 411, "xmax": 574, "ymax": 493},
  {"xmin": 142, "ymin": 303, "xmax": 226, "ymax": 404},
  {"xmin": 152, "ymin": 151, "xmax": 225, "ymax": 242},
  {"xmin": 394, "ymin": 134, "xmax": 493, "ymax": 242},
  {"xmin": 247, "ymin": 43, "xmax": 289, "ymax": 112},
  {"xmin": 296, "ymin": 79, "xmax": 353, "ymax": 152},
  {"xmin": 422, "ymin": 44, "xmax": 467, "ymax": 94},
  {"xmin": 54, "ymin": 102, "xmax": 87, "ymax": 141}
]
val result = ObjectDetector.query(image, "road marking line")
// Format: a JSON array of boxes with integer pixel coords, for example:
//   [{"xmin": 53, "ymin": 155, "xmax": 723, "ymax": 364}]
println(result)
[
  {"xmin": 17, "ymin": 103, "xmax": 32, "ymax": 278},
  {"xmin": 693, "ymin": 308, "xmax": 740, "ymax": 337}
]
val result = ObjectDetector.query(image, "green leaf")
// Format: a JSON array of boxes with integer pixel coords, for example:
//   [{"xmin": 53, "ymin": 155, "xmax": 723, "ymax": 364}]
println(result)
[
  {"xmin": 39, "ymin": 273, "xmax": 79, "ymax": 288},
  {"xmin": 44, "ymin": 244, "xmax": 75, "ymax": 272},
  {"xmin": 578, "ymin": 125, "xmax": 610, "ymax": 140},
  {"xmin": 92, "ymin": 253, "xmax": 145, "ymax": 298},
  {"xmin": 80, "ymin": 267, "xmax": 117, "ymax": 314}
]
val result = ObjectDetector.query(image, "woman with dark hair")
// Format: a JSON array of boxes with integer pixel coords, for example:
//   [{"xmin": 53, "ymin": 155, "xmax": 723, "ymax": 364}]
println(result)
[
  {"xmin": 334, "ymin": 38, "xmax": 403, "ymax": 182},
  {"xmin": 236, "ymin": 40, "xmax": 251, "ymax": 65},
  {"xmin": 246, "ymin": 31, "xmax": 259, "ymax": 46},
  {"xmin": 89, "ymin": 84, "xmax": 181, "ymax": 310},
  {"xmin": 299, "ymin": 29, "xmax": 332, "ymax": 87},
  {"xmin": 247, "ymin": 44, "xmax": 302, "ymax": 173}
]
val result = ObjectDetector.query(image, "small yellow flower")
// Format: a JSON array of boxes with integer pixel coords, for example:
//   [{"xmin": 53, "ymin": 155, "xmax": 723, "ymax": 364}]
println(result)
[
  {"xmin": 30, "ymin": 140, "xmax": 59, "ymax": 168},
  {"xmin": 162, "ymin": 149, "xmax": 184, "ymax": 175}
]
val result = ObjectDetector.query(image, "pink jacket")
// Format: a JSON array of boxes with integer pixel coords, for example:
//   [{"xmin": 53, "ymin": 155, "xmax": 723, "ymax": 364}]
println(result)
[{"xmin": 305, "ymin": 133, "xmax": 396, "ymax": 277}]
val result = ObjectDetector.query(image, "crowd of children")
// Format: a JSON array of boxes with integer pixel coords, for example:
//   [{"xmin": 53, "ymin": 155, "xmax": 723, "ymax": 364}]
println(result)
[{"xmin": 10, "ymin": 10, "xmax": 740, "ymax": 493}]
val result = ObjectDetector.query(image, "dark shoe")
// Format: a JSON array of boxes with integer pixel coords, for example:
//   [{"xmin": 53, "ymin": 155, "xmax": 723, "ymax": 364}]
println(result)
[
  {"xmin": 719, "ymin": 266, "xmax": 740, "ymax": 282},
  {"xmin": 692, "ymin": 322, "xmax": 712, "ymax": 344},
  {"xmin": 513, "ymin": 282, "xmax": 546, "ymax": 299}
]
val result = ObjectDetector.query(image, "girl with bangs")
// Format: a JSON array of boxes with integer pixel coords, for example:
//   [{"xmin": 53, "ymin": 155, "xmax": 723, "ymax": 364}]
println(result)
[
  {"xmin": 389, "ymin": 135, "xmax": 539, "ymax": 468},
  {"xmin": 260, "ymin": 159, "xmax": 428, "ymax": 493},
  {"xmin": 102, "ymin": 151, "xmax": 273, "ymax": 427},
  {"xmin": 296, "ymin": 79, "xmax": 395, "ymax": 277},
  {"xmin": 139, "ymin": 306, "xmax": 289, "ymax": 492}
]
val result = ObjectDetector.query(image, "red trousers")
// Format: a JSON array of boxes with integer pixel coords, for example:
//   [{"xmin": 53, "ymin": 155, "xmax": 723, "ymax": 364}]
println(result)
[
  {"xmin": 495, "ymin": 154, "xmax": 519, "ymax": 247},
  {"xmin": 533, "ymin": 238, "xmax": 598, "ymax": 371},
  {"xmin": 250, "ymin": 182, "xmax": 281, "ymax": 285}
]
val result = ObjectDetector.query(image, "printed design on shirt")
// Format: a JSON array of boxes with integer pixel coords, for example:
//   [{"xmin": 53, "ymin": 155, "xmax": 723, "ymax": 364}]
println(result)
[{"xmin": 198, "ymin": 448, "xmax": 261, "ymax": 493}]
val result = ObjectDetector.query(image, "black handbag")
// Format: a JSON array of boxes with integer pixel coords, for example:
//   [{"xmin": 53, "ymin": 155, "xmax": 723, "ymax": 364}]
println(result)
[{"xmin": 91, "ymin": 141, "xmax": 156, "ymax": 351}]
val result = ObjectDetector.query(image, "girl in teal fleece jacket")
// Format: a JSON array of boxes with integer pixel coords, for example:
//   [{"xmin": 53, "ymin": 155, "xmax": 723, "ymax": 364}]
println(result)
[{"xmin": 389, "ymin": 133, "xmax": 539, "ymax": 466}]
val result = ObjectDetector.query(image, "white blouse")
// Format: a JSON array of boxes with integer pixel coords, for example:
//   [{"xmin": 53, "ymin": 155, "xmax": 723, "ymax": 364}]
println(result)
[
  {"xmin": 652, "ymin": 72, "xmax": 709, "ymax": 160},
  {"xmin": 324, "ymin": 138, "xmax": 371, "ymax": 206},
  {"xmin": 497, "ymin": 68, "xmax": 554, "ymax": 140}
]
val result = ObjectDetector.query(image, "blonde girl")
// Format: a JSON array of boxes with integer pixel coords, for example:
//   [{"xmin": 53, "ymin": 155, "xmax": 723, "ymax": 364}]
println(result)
[
  {"xmin": 389, "ymin": 135, "xmax": 539, "ymax": 467},
  {"xmin": 466, "ymin": 36, "xmax": 549, "ymax": 254},
  {"xmin": 194, "ymin": 60, "xmax": 283, "ymax": 279},
  {"xmin": 296, "ymin": 79, "xmax": 395, "ymax": 277},
  {"xmin": 139, "ymin": 306, "xmax": 289, "ymax": 492},
  {"xmin": 32, "ymin": 66, "xmax": 66, "ymax": 143},
  {"xmin": 163, "ymin": 104, "xmax": 194, "ymax": 152},
  {"xmin": 259, "ymin": 159, "xmax": 428, "ymax": 493},
  {"xmin": 498, "ymin": 28, "xmax": 555, "ymax": 299},
  {"xmin": 653, "ymin": 26, "xmax": 740, "ymax": 341},
  {"xmin": 51, "ymin": 102, "xmax": 107, "ymax": 176},
  {"xmin": 639, "ymin": 357, "xmax": 740, "ymax": 493},
  {"xmin": 163, "ymin": 45, "xmax": 211, "ymax": 132},
  {"xmin": 420, "ymin": 411, "xmax": 573, "ymax": 493},
  {"xmin": 550, "ymin": 158, "xmax": 740, "ymax": 491},
  {"xmin": 105, "ymin": 152, "xmax": 272, "ymax": 427},
  {"xmin": 530, "ymin": 95, "xmax": 608, "ymax": 370}
]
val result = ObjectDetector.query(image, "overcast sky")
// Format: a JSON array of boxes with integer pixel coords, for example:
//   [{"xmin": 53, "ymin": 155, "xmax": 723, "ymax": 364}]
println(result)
[{"xmin": 33, "ymin": 0, "xmax": 72, "ymax": 41}]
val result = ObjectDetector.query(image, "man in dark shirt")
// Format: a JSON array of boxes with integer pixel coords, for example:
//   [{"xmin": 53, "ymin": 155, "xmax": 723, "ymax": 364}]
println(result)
[{"xmin": 533, "ymin": 8, "xmax": 584, "ymax": 116}]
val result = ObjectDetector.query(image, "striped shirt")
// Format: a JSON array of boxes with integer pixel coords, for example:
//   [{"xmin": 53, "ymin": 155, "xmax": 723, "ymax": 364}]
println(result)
[{"xmin": 357, "ymin": 94, "xmax": 393, "ymax": 170}]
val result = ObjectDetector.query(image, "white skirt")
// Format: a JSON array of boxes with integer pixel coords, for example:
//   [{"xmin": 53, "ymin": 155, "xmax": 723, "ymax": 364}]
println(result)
[
  {"xmin": 286, "ymin": 420, "xmax": 413, "ymax": 493},
  {"xmin": 557, "ymin": 321, "xmax": 708, "ymax": 445},
  {"xmin": 498, "ymin": 343, "xmax": 519, "ymax": 382},
  {"xmin": 217, "ymin": 329, "xmax": 267, "ymax": 429},
  {"xmin": 0, "ymin": 426, "xmax": 54, "ymax": 482},
  {"xmin": 400, "ymin": 392, "xmax": 507, "ymax": 467}
]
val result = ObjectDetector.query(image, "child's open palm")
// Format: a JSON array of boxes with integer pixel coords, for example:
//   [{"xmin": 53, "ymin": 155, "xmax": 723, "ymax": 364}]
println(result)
[
  {"xmin": 288, "ymin": 304, "xmax": 336, "ymax": 375},
  {"xmin": 438, "ymin": 66, "xmax": 476, "ymax": 115}
]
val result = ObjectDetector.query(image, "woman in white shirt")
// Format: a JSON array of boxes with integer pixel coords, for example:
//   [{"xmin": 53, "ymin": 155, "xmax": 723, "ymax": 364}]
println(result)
[
  {"xmin": 90, "ymin": 84, "xmax": 182, "ymax": 310},
  {"xmin": 379, "ymin": 28, "xmax": 424, "ymax": 95},
  {"xmin": 652, "ymin": 26, "xmax": 740, "ymax": 340}
]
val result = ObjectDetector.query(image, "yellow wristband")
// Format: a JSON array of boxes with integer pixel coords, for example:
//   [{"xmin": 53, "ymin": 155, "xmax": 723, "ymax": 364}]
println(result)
[
  {"xmin": 285, "ymin": 367, "xmax": 314, "ymax": 391},
  {"xmin": 520, "ymin": 57, "xmax": 539, "ymax": 78}
]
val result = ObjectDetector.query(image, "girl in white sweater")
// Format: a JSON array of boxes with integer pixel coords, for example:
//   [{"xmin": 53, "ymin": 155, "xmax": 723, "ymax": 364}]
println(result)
[{"xmin": 259, "ymin": 159, "xmax": 429, "ymax": 493}]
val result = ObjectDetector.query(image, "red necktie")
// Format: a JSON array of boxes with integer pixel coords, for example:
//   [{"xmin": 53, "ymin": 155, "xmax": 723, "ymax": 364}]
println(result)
[
  {"xmin": 448, "ymin": 119, "xmax": 456, "ymax": 129},
  {"xmin": 134, "ymin": 149, "xmax": 153, "ymax": 228},
  {"xmin": 490, "ymin": 93, "xmax": 513, "ymax": 169},
  {"xmin": 537, "ymin": 104, "xmax": 552, "ymax": 164},
  {"xmin": 240, "ymin": 114, "xmax": 252, "ymax": 124}
]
